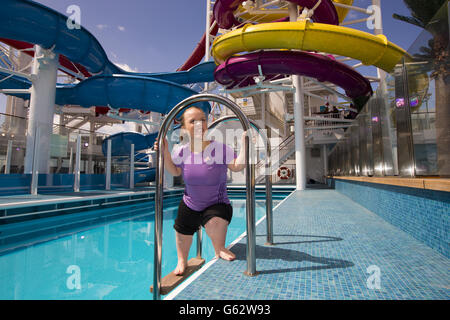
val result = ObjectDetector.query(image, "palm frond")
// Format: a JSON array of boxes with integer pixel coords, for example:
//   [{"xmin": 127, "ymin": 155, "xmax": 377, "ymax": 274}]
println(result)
[{"xmin": 392, "ymin": 13, "xmax": 425, "ymax": 28}]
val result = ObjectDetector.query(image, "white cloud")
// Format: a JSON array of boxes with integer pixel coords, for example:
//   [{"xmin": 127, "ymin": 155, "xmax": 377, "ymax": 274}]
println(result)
[
  {"xmin": 96, "ymin": 24, "xmax": 108, "ymax": 30},
  {"xmin": 117, "ymin": 25, "xmax": 125, "ymax": 32},
  {"xmin": 347, "ymin": 10, "xmax": 359, "ymax": 20},
  {"xmin": 113, "ymin": 62, "xmax": 138, "ymax": 73}
]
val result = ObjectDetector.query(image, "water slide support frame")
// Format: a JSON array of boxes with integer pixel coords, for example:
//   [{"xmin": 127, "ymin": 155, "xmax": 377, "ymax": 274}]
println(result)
[
  {"xmin": 24, "ymin": 45, "xmax": 58, "ymax": 175},
  {"xmin": 204, "ymin": 0, "xmax": 212, "ymax": 92}
]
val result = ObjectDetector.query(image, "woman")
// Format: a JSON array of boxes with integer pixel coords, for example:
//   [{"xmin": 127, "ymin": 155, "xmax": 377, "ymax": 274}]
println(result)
[{"xmin": 154, "ymin": 106, "xmax": 247, "ymax": 275}]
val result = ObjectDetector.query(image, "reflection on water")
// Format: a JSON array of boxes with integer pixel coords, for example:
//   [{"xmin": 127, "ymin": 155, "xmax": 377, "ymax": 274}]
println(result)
[{"xmin": 0, "ymin": 199, "xmax": 268, "ymax": 300}]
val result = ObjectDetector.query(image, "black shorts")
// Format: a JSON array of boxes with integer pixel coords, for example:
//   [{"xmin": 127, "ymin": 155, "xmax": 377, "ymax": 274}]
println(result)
[{"xmin": 174, "ymin": 199, "xmax": 233, "ymax": 235}]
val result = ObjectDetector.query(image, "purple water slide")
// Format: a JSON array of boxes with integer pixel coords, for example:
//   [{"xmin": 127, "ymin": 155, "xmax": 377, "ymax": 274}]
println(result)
[
  {"xmin": 213, "ymin": 0, "xmax": 339, "ymax": 29},
  {"xmin": 214, "ymin": 51, "xmax": 373, "ymax": 104}
]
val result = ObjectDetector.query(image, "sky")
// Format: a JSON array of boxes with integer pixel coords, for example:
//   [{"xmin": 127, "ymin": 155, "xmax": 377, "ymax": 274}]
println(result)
[
  {"xmin": 0, "ymin": 0, "xmax": 430, "ymax": 133},
  {"xmin": 35, "ymin": 0, "xmax": 425, "ymax": 73}
]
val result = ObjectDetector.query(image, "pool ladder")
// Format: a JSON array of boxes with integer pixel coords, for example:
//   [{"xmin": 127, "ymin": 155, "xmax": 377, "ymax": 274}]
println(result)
[{"xmin": 152, "ymin": 94, "xmax": 273, "ymax": 300}]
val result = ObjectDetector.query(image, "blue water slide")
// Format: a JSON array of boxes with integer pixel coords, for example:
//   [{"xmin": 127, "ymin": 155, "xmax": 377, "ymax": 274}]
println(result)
[
  {"xmin": 0, "ymin": 0, "xmax": 215, "ymax": 113},
  {"xmin": 102, "ymin": 132, "xmax": 158, "ymax": 157},
  {"xmin": 0, "ymin": 0, "xmax": 120, "ymax": 74},
  {"xmin": 0, "ymin": 0, "xmax": 218, "ymax": 183},
  {"xmin": 0, "ymin": 71, "xmax": 31, "ymax": 93},
  {"xmin": 0, "ymin": 62, "xmax": 215, "ymax": 115}
]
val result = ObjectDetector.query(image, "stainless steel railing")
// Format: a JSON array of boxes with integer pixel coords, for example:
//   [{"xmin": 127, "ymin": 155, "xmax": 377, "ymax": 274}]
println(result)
[
  {"xmin": 207, "ymin": 115, "xmax": 273, "ymax": 245},
  {"xmin": 153, "ymin": 94, "xmax": 256, "ymax": 300}
]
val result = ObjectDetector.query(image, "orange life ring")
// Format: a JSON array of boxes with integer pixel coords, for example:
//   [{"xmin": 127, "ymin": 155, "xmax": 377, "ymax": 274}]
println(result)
[{"xmin": 277, "ymin": 166, "xmax": 291, "ymax": 180}]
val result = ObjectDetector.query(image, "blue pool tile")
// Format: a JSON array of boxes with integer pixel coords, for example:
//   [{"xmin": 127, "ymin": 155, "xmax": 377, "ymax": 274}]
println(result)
[{"xmin": 172, "ymin": 189, "xmax": 450, "ymax": 300}]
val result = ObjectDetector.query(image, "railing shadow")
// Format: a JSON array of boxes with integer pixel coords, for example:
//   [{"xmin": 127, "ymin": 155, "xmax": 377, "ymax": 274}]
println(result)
[
  {"xmin": 231, "ymin": 240, "xmax": 354, "ymax": 275},
  {"xmin": 255, "ymin": 234, "xmax": 343, "ymax": 246}
]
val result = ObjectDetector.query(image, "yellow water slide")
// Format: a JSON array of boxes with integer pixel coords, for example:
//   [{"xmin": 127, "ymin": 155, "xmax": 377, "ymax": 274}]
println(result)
[
  {"xmin": 235, "ymin": 0, "xmax": 354, "ymax": 25},
  {"xmin": 211, "ymin": 19, "xmax": 407, "ymax": 72}
]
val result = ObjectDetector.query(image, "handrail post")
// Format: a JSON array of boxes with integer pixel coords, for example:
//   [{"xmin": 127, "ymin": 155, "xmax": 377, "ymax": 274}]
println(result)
[
  {"xmin": 74, "ymin": 133, "xmax": 81, "ymax": 192},
  {"xmin": 130, "ymin": 143, "xmax": 135, "ymax": 189},
  {"xmin": 244, "ymin": 132, "xmax": 257, "ymax": 276},
  {"xmin": 265, "ymin": 138, "xmax": 273, "ymax": 246},
  {"xmin": 30, "ymin": 125, "xmax": 39, "ymax": 196},
  {"xmin": 196, "ymin": 228, "xmax": 203, "ymax": 259},
  {"xmin": 5, "ymin": 140, "xmax": 12, "ymax": 174},
  {"xmin": 153, "ymin": 94, "xmax": 256, "ymax": 300},
  {"xmin": 105, "ymin": 139, "xmax": 111, "ymax": 190}
]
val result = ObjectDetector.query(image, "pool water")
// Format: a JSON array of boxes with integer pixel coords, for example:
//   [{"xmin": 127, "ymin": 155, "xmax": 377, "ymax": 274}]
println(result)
[{"xmin": 0, "ymin": 198, "xmax": 271, "ymax": 300}]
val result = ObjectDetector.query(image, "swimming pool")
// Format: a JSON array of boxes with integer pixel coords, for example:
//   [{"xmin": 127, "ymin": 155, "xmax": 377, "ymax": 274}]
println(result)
[{"xmin": 0, "ymin": 196, "xmax": 279, "ymax": 300}]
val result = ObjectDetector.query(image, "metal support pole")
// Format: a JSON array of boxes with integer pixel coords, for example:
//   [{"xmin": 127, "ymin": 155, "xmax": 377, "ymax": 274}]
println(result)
[
  {"xmin": 74, "ymin": 134, "xmax": 81, "ymax": 192},
  {"xmin": 5, "ymin": 140, "xmax": 12, "ymax": 174},
  {"xmin": 130, "ymin": 143, "xmax": 135, "ymax": 189},
  {"xmin": 24, "ymin": 45, "xmax": 58, "ymax": 174},
  {"xmin": 153, "ymin": 94, "xmax": 256, "ymax": 300},
  {"xmin": 196, "ymin": 228, "xmax": 203, "ymax": 259},
  {"xmin": 204, "ymin": 0, "xmax": 211, "ymax": 92},
  {"xmin": 30, "ymin": 126, "xmax": 40, "ymax": 195},
  {"xmin": 289, "ymin": 3, "xmax": 307, "ymax": 190},
  {"xmin": 68, "ymin": 147, "xmax": 73, "ymax": 174},
  {"xmin": 106, "ymin": 139, "xmax": 112, "ymax": 190},
  {"xmin": 371, "ymin": 0, "xmax": 387, "ymax": 85},
  {"xmin": 323, "ymin": 144, "xmax": 328, "ymax": 181},
  {"xmin": 265, "ymin": 139, "xmax": 273, "ymax": 245}
]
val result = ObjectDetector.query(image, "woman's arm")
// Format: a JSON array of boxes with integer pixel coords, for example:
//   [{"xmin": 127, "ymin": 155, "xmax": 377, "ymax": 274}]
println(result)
[
  {"xmin": 153, "ymin": 138, "xmax": 182, "ymax": 177},
  {"xmin": 227, "ymin": 131, "xmax": 248, "ymax": 172}
]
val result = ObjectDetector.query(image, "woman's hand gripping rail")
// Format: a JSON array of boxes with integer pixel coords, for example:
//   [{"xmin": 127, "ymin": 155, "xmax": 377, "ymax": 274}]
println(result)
[{"xmin": 153, "ymin": 137, "xmax": 182, "ymax": 177}]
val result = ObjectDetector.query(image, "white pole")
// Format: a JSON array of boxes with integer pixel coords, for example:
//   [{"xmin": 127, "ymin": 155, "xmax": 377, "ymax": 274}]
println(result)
[
  {"xmin": 371, "ymin": 0, "xmax": 386, "ymax": 84},
  {"xmin": 68, "ymin": 147, "xmax": 73, "ymax": 174},
  {"xmin": 74, "ymin": 134, "xmax": 81, "ymax": 192},
  {"xmin": 289, "ymin": 3, "xmax": 307, "ymax": 190},
  {"xmin": 323, "ymin": 144, "xmax": 328, "ymax": 183},
  {"xmin": 130, "ymin": 143, "xmax": 135, "ymax": 189},
  {"xmin": 204, "ymin": 0, "xmax": 211, "ymax": 92},
  {"xmin": 106, "ymin": 139, "xmax": 112, "ymax": 190},
  {"xmin": 5, "ymin": 140, "xmax": 12, "ymax": 174},
  {"xmin": 30, "ymin": 125, "xmax": 40, "ymax": 195},
  {"xmin": 261, "ymin": 93, "xmax": 266, "ymax": 130},
  {"xmin": 24, "ymin": 45, "xmax": 58, "ymax": 174}
]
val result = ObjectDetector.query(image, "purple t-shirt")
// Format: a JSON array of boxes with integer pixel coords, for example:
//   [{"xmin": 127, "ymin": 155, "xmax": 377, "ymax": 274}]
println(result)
[{"xmin": 171, "ymin": 140, "xmax": 237, "ymax": 211}]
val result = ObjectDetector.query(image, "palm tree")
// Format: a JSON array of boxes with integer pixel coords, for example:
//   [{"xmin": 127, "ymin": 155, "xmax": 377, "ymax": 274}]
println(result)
[{"xmin": 393, "ymin": 0, "xmax": 449, "ymax": 176}]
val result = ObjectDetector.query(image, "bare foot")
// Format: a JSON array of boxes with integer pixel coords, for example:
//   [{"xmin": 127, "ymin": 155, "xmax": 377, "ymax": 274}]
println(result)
[
  {"xmin": 218, "ymin": 248, "xmax": 236, "ymax": 261},
  {"xmin": 173, "ymin": 260, "xmax": 187, "ymax": 276}
]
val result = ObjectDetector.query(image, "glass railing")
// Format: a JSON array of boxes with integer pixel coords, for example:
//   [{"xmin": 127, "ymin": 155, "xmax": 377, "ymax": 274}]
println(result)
[
  {"xmin": 0, "ymin": 111, "xmax": 146, "ymax": 198},
  {"xmin": 328, "ymin": 2, "xmax": 449, "ymax": 178}
]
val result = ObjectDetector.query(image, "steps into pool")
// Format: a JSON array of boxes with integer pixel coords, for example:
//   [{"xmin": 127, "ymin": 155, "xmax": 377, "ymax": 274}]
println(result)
[{"xmin": 150, "ymin": 257, "xmax": 205, "ymax": 295}]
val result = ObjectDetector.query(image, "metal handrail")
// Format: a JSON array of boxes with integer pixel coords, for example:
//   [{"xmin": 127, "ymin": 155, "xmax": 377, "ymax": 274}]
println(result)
[
  {"xmin": 153, "ymin": 94, "xmax": 256, "ymax": 300},
  {"xmin": 207, "ymin": 115, "xmax": 273, "ymax": 245}
]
